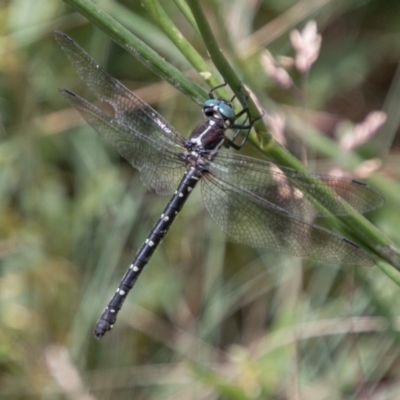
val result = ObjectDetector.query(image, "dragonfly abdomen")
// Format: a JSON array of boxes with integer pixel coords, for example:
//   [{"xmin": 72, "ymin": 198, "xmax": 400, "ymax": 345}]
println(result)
[{"xmin": 93, "ymin": 168, "xmax": 201, "ymax": 338}]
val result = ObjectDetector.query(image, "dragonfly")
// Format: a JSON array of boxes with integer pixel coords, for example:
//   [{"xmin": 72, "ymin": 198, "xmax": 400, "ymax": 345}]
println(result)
[{"xmin": 55, "ymin": 31, "xmax": 383, "ymax": 339}]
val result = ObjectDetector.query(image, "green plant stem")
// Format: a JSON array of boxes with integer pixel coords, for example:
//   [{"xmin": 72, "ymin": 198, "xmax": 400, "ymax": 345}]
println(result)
[
  {"xmin": 142, "ymin": 0, "xmax": 219, "ymax": 87},
  {"xmin": 173, "ymin": 0, "xmax": 200, "ymax": 36},
  {"xmin": 185, "ymin": 0, "xmax": 263, "ymax": 121},
  {"xmin": 375, "ymin": 260, "xmax": 400, "ymax": 286}
]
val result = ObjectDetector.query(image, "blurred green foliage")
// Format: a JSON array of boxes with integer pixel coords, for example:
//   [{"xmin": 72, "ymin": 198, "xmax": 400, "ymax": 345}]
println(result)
[{"xmin": 1, "ymin": 0, "xmax": 400, "ymax": 399}]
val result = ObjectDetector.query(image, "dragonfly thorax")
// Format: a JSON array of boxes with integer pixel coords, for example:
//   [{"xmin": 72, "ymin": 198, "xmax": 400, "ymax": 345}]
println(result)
[{"xmin": 187, "ymin": 118, "xmax": 227, "ymax": 157}]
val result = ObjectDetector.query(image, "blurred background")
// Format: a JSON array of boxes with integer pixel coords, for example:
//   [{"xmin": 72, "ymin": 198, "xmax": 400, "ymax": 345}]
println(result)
[{"xmin": 1, "ymin": 0, "xmax": 400, "ymax": 399}]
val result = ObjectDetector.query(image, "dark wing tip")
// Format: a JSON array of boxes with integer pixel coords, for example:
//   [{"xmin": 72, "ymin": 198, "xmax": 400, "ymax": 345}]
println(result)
[
  {"xmin": 342, "ymin": 238, "xmax": 375, "ymax": 267},
  {"xmin": 58, "ymin": 88, "xmax": 76, "ymax": 98},
  {"xmin": 54, "ymin": 30, "xmax": 72, "ymax": 45}
]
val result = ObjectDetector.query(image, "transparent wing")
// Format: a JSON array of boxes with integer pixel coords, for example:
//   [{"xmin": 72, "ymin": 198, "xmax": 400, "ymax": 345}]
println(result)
[
  {"xmin": 55, "ymin": 31, "xmax": 185, "ymax": 149},
  {"xmin": 60, "ymin": 89, "xmax": 185, "ymax": 195},
  {"xmin": 201, "ymin": 172, "xmax": 373, "ymax": 266},
  {"xmin": 209, "ymin": 152, "xmax": 383, "ymax": 218}
]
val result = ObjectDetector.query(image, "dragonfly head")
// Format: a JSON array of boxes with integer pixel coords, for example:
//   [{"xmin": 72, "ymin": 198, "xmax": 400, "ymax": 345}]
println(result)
[{"xmin": 203, "ymin": 99, "xmax": 236, "ymax": 128}]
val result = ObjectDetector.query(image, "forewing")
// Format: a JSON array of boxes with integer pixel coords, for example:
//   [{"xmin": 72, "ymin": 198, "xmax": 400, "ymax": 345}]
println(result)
[
  {"xmin": 201, "ymin": 172, "xmax": 373, "ymax": 265},
  {"xmin": 209, "ymin": 152, "xmax": 383, "ymax": 218},
  {"xmin": 60, "ymin": 89, "xmax": 185, "ymax": 195},
  {"xmin": 55, "ymin": 31, "xmax": 185, "ymax": 149}
]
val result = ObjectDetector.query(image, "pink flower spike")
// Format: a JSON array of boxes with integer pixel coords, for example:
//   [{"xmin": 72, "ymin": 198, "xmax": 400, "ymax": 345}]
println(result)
[
  {"xmin": 263, "ymin": 110, "xmax": 287, "ymax": 146},
  {"xmin": 290, "ymin": 20, "xmax": 322, "ymax": 73},
  {"xmin": 340, "ymin": 111, "xmax": 386, "ymax": 152},
  {"xmin": 260, "ymin": 50, "xmax": 293, "ymax": 89}
]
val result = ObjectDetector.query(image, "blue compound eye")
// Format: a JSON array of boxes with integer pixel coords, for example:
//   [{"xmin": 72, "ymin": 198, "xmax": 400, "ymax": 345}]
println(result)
[
  {"xmin": 218, "ymin": 103, "xmax": 235, "ymax": 121},
  {"xmin": 204, "ymin": 99, "xmax": 219, "ymax": 108}
]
